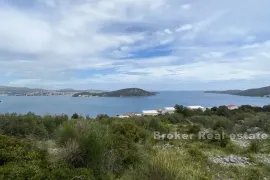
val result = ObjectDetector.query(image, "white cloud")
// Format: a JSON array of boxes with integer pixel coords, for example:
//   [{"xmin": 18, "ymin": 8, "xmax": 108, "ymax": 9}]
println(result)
[
  {"xmin": 0, "ymin": 6, "xmax": 52, "ymax": 54},
  {"xmin": 164, "ymin": 29, "xmax": 172, "ymax": 34},
  {"xmin": 40, "ymin": 0, "xmax": 56, "ymax": 8},
  {"xmin": 202, "ymin": 52, "xmax": 223, "ymax": 58},
  {"xmin": 181, "ymin": 4, "xmax": 191, "ymax": 10},
  {"xmin": 175, "ymin": 24, "xmax": 193, "ymax": 32},
  {"xmin": 0, "ymin": 0, "xmax": 270, "ymax": 89},
  {"xmin": 245, "ymin": 36, "xmax": 256, "ymax": 42}
]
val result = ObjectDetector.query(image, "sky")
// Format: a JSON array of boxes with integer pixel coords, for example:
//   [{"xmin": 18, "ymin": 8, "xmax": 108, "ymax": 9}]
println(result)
[{"xmin": 0, "ymin": 0, "xmax": 270, "ymax": 91}]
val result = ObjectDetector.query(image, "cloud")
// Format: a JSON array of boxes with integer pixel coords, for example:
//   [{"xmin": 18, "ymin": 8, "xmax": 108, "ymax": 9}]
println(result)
[
  {"xmin": 181, "ymin": 4, "xmax": 191, "ymax": 10},
  {"xmin": 0, "ymin": 0, "xmax": 270, "ymax": 90},
  {"xmin": 175, "ymin": 24, "xmax": 193, "ymax": 32}
]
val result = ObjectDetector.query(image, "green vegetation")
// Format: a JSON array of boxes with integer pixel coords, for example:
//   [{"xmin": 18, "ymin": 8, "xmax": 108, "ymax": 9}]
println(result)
[
  {"xmin": 72, "ymin": 88, "xmax": 157, "ymax": 97},
  {"xmin": 1, "ymin": 104, "xmax": 270, "ymax": 179},
  {"xmin": 205, "ymin": 85, "xmax": 270, "ymax": 97}
]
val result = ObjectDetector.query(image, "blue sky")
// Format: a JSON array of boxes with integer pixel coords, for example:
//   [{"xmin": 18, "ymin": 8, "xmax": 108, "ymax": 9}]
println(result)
[{"xmin": 1, "ymin": 0, "xmax": 270, "ymax": 90}]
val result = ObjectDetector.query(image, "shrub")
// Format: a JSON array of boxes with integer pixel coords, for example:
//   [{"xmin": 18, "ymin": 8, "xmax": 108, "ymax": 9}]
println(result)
[
  {"xmin": 110, "ymin": 120, "xmax": 148, "ymax": 143},
  {"xmin": 204, "ymin": 131, "xmax": 230, "ymax": 148},
  {"xmin": 187, "ymin": 124, "xmax": 201, "ymax": 134},
  {"xmin": 71, "ymin": 113, "xmax": 79, "ymax": 119},
  {"xmin": 0, "ymin": 161, "xmax": 95, "ymax": 180},
  {"xmin": 57, "ymin": 120, "xmax": 109, "ymax": 170},
  {"xmin": 187, "ymin": 147, "xmax": 207, "ymax": 161},
  {"xmin": 216, "ymin": 106, "xmax": 232, "ymax": 117},
  {"xmin": 121, "ymin": 150, "xmax": 210, "ymax": 180},
  {"xmin": 0, "ymin": 135, "xmax": 46, "ymax": 165},
  {"xmin": 248, "ymin": 140, "xmax": 261, "ymax": 153},
  {"xmin": 0, "ymin": 113, "xmax": 68, "ymax": 139},
  {"xmin": 96, "ymin": 114, "xmax": 109, "ymax": 120}
]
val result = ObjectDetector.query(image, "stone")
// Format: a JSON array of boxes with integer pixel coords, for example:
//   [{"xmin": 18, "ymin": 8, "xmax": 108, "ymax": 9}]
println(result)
[{"xmin": 208, "ymin": 155, "xmax": 254, "ymax": 167}]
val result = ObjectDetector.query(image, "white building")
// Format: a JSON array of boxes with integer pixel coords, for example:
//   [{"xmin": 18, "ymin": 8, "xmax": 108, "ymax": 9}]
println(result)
[
  {"xmin": 142, "ymin": 110, "xmax": 159, "ymax": 116},
  {"xmin": 227, "ymin": 105, "xmax": 239, "ymax": 110},
  {"xmin": 187, "ymin": 105, "xmax": 206, "ymax": 111},
  {"xmin": 118, "ymin": 114, "xmax": 130, "ymax": 118},
  {"xmin": 164, "ymin": 107, "xmax": 176, "ymax": 114}
]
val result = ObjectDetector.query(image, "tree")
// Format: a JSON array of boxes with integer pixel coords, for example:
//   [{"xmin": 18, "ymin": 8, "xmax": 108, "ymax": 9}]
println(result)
[
  {"xmin": 71, "ymin": 113, "xmax": 79, "ymax": 119},
  {"xmin": 216, "ymin": 106, "xmax": 232, "ymax": 117},
  {"xmin": 262, "ymin": 105, "xmax": 270, "ymax": 112},
  {"xmin": 96, "ymin": 114, "xmax": 109, "ymax": 120},
  {"xmin": 174, "ymin": 104, "xmax": 184, "ymax": 114}
]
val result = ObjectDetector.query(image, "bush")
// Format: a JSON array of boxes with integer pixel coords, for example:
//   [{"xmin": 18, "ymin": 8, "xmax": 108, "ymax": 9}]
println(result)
[
  {"xmin": 0, "ymin": 135, "xmax": 46, "ymax": 165},
  {"xmin": 121, "ymin": 150, "xmax": 210, "ymax": 180},
  {"xmin": 187, "ymin": 124, "xmax": 201, "ymax": 134},
  {"xmin": 204, "ymin": 131, "xmax": 231, "ymax": 148},
  {"xmin": 57, "ymin": 120, "xmax": 109, "ymax": 170},
  {"xmin": 0, "ymin": 134, "xmax": 95, "ymax": 180},
  {"xmin": 0, "ymin": 113, "xmax": 69, "ymax": 139},
  {"xmin": 96, "ymin": 114, "xmax": 109, "ymax": 120},
  {"xmin": 0, "ymin": 161, "xmax": 95, "ymax": 180},
  {"xmin": 71, "ymin": 113, "xmax": 79, "ymax": 119},
  {"xmin": 110, "ymin": 120, "xmax": 148, "ymax": 143},
  {"xmin": 248, "ymin": 140, "xmax": 261, "ymax": 153}
]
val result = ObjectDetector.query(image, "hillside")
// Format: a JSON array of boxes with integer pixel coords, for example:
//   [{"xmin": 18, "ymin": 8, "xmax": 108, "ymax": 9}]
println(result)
[
  {"xmin": 0, "ymin": 86, "xmax": 103, "ymax": 96},
  {"xmin": 72, "ymin": 88, "xmax": 157, "ymax": 97},
  {"xmin": 1, "ymin": 105, "xmax": 270, "ymax": 179},
  {"xmin": 0, "ymin": 86, "xmax": 46, "ymax": 95},
  {"xmin": 205, "ymin": 86, "xmax": 270, "ymax": 97}
]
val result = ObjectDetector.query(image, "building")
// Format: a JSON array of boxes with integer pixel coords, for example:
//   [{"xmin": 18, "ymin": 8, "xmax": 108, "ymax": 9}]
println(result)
[
  {"xmin": 142, "ymin": 110, "xmax": 159, "ymax": 116},
  {"xmin": 163, "ymin": 107, "xmax": 176, "ymax": 114},
  {"xmin": 187, "ymin": 105, "xmax": 206, "ymax": 111},
  {"xmin": 227, "ymin": 105, "xmax": 239, "ymax": 110},
  {"xmin": 117, "ymin": 114, "xmax": 130, "ymax": 118}
]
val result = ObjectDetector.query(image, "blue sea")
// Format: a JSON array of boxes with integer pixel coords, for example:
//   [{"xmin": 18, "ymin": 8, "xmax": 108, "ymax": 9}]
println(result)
[{"xmin": 0, "ymin": 91, "xmax": 269, "ymax": 117}]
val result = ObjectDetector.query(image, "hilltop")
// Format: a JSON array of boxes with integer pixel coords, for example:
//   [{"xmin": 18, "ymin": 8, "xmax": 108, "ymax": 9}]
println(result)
[
  {"xmin": 72, "ymin": 88, "xmax": 157, "ymax": 97},
  {"xmin": 205, "ymin": 85, "xmax": 270, "ymax": 97}
]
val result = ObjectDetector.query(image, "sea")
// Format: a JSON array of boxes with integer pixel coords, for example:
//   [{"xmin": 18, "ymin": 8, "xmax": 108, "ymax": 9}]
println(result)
[{"xmin": 0, "ymin": 91, "xmax": 269, "ymax": 117}]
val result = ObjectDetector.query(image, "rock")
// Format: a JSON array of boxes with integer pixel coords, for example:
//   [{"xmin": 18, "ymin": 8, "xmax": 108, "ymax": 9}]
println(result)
[
  {"xmin": 229, "ymin": 155, "xmax": 237, "ymax": 163},
  {"xmin": 230, "ymin": 139, "xmax": 250, "ymax": 147},
  {"xmin": 223, "ymin": 157, "xmax": 230, "ymax": 163},
  {"xmin": 247, "ymin": 127, "xmax": 261, "ymax": 133},
  {"xmin": 154, "ymin": 143, "xmax": 175, "ymax": 150},
  {"xmin": 255, "ymin": 154, "xmax": 270, "ymax": 165},
  {"xmin": 208, "ymin": 155, "xmax": 255, "ymax": 167}
]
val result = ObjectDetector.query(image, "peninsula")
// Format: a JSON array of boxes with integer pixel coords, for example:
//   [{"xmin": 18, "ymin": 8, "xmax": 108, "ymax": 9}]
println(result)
[
  {"xmin": 0, "ymin": 86, "xmax": 103, "ymax": 96},
  {"xmin": 72, "ymin": 88, "xmax": 157, "ymax": 97},
  {"xmin": 205, "ymin": 85, "xmax": 270, "ymax": 97}
]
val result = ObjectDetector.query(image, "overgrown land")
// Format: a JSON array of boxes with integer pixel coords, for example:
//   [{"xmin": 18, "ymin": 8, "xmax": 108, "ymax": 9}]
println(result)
[{"xmin": 1, "ymin": 105, "xmax": 270, "ymax": 180}]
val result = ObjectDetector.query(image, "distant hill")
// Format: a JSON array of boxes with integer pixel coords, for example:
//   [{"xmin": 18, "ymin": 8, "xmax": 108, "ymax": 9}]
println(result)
[
  {"xmin": 205, "ymin": 86, "xmax": 270, "ymax": 97},
  {"xmin": 0, "ymin": 86, "xmax": 46, "ymax": 95},
  {"xmin": 56, "ymin": 89, "xmax": 104, "ymax": 93},
  {"xmin": 72, "ymin": 88, "xmax": 157, "ymax": 97},
  {"xmin": 0, "ymin": 86, "xmax": 103, "ymax": 96}
]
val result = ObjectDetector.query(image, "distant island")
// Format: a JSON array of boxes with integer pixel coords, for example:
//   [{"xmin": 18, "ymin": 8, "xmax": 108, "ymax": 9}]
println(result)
[
  {"xmin": 205, "ymin": 85, "xmax": 270, "ymax": 97},
  {"xmin": 72, "ymin": 88, "xmax": 157, "ymax": 97},
  {"xmin": 0, "ymin": 86, "xmax": 103, "ymax": 96}
]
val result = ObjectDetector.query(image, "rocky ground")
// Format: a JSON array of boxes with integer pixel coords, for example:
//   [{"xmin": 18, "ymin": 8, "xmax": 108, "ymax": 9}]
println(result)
[
  {"xmin": 208, "ymin": 155, "xmax": 255, "ymax": 167},
  {"xmin": 255, "ymin": 154, "xmax": 270, "ymax": 165}
]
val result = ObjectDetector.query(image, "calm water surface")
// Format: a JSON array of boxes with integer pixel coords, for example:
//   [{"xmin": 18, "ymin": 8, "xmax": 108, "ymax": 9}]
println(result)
[{"xmin": 0, "ymin": 91, "xmax": 269, "ymax": 117}]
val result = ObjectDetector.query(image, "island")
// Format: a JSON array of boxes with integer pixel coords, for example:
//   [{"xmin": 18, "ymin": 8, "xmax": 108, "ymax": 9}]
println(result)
[
  {"xmin": 72, "ymin": 88, "xmax": 157, "ymax": 97},
  {"xmin": 205, "ymin": 85, "xmax": 270, "ymax": 97}
]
